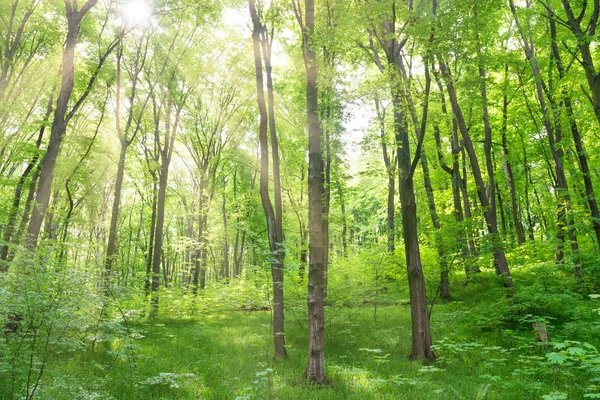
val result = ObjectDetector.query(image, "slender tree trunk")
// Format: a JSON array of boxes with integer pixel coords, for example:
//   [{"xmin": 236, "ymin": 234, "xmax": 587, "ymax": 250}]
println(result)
[
  {"xmin": 297, "ymin": 0, "xmax": 327, "ymax": 381},
  {"xmin": 150, "ymin": 101, "xmax": 180, "ymax": 315},
  {"xmin": 105, "ymin": 40, "xmax": 146, "ymax": 281},
  {"xmin": 26, "ymin": 1, "xmax": 97, "ymax": 248},
  {"xmin": 438, "ymin": 55, "xmax": 513, "ymax": 289},
  {"xmin": 341, "ymin": 197, "xmax": 347, "ymax": 257},
  {"xmin": 421, "ymin": 152, "xmax": 450, "ymax": 299},
  {"xmin": 558, "ymin": 0, "xmax": 600, "ymax": 124},
  {"xmin": 264, "ymin": 25, "xmax": 287, "ymax": 358},
  {"xmin": 233, "ymin": 169, "xmax": 242, "ymax": 278},
  {"xmin": 393, "ymin": 68, "xmax": 436, "ymax": 361},
  {"xmin": 375, "ymin": 99, "xmax": 396, "ymax": 253},
  {"xmin": 477, "ymin": 39, "xmax": 506, "ymax": 274},
  {"xmin": 0, "ymin": 88, "xmax": 53, "ymax": 261},
  {"xmin": 432, "ymin": 70, "xmax": 473, "ymax": 277},
  {"xmin": 249, "ymin": 0, "xmax": 287, "ymax": 358},
  {"xmin": 501, "ymin": 67, "xmax": 526, "ymax": 245},
  {"xmin": 145, "ymin": 178, "xmax": 157, "ymax": 294},
  {"xmin": 549, "ymin": 16, "xmax": 600, "ymax": 250},
  {"xmin": 150, "ymin": 167, "xmax": 168, "ymax": 314},
  {"xmin": 523, "ymin": 145, "xmax": 536, "ymax": 242},
  {"xmin": 105, "ymin": 143, "xmax": 126, "ymax": 273},
  {"xmin": 221, "ymin": 183, "xmax": 229, "ymax": 282},
  {"xmin": 510, "ymin": 1, "xmax": 582, "ymax": 279},
  {"xmin": 192, "ymin": 174, "xmax": 207, "ymax": 293}
]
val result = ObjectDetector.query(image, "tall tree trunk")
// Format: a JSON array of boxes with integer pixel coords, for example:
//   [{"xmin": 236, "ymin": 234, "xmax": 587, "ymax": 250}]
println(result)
[
  {"xmin": 0, "ymin": 88, "xmax": 54, "ymax": 261},
  {"xmin": 150, "ymin": 100, "xmax": 180, "ymax": 314},
  {"xmin": 105, "ymin": 39, "xmax": 147, "ymax": 280},
  {"xmin": 375, "ymin": 98, "xmax": 396, "ymax": 253},
  {"xmin": 221, "ymin": 181, "xmax": 229, "ymax": 282},
  {"xmin": 501, "ymin": 66, "xmax": 526, "ymax": 245},
  {"xmin": 150, "ymin": 168, "xmax": 167, "ymax": 313},
  {"xmin": 510, "ymin": 1, "xmax": 582, "ymax": 279},
  {"xmin": 558, "ymin": 0, "xmax": 600, "ymax": 124},
  {"xmin": 523, "ymin": 144, "xmax": 536, "ymax": 242},
  {"xmin": 296, "ymin": 0, "xmax": 326, "ymax": 381},
  {"xmin": 322, "ymin": 107, "xmax": 331, "ymax": 302},
  {"xmin": 249, "ymin": 0, "xmax": 287, "ymax": 358},
  {"xmin": 26, "ymin": 0, "xmax": 98, "ymax": 248},
  {"xmin": 549, "ymin": 15, "xmax": 600, "ymax": 250},
  {"xmin": 192, "ymin": 174, "xmax": 208, "ymax": 293},
  {"xmin": 264, "ymin": 23, "xmax": 287, "ymax": 358},
  {"xmin": 145, "ymin": 176, "xmax": 157, "ymax": 293},
  {"xmin": 341, "ymin": 193, "xmax": 347, "ymax": 256},
  {"xmin": 232, "ymin": 169, "xmax": 242, "ymax": 278},
  {"xmin": 393, "ymin": 66, "xmax": 436, "ymax": 361},
  {"xmin": 432, "ymin": 69, "xmax": 473, "ymax": 278},
  {"xmin": 421, "ymin": 152, "xmax": 450, "ymax": 299},
  {"xmin": 437, "ymin": 55, "xmax": 514, "ymax": 289},
  {"xmin": 477, "ymin": 37, "xmax": 506, "ymax": 274}
]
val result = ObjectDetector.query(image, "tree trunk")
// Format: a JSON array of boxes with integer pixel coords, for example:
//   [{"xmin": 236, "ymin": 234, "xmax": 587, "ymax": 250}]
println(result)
[
  {"xmin": 477, "ymin": 39, "xmax": 506, "ymax": 275},
  {"xmin": 221, "ymin": 183, "xmax": 229, "ymax": 282},
  {"xmin": 150, "ymin": 166, "xmax": 168, "ymax": 314},
  {"xmin": 105, "ymin": 40, "xmax": 146, "ymax": 281},
  {"xmin": 437, "ymin": 55, "xmax": 513, "ymax": 289},
  {"xmin": 26, "ymin": 1, "xmax": 97, "ymax": 248},
  {"xmin": 501, "ymin": 67, "xmax": 526, "ymax": 245},
  {"xmin": 549, "ymin": 15, "xmax": 600, "ymax": 250},
  {"xmin": 298, "ymin": 0, "xmax": 327, "ymax": 382},
  {"xmin": 145, "ymin": 178, "xmax": 157, "ymax": 294},
  {"xmin": 510, "ymin": 1, "xmax": 582, "ymax": 279},
  {"xmin": 250, "ymin": 0, "xmax": 287, "ymax": 359},
  {"xmin": 150, "ymin": 100, "xmax": 180, "ymax": 314},
  {"xmin": 558, "ymin": 0, "xmax": 600, "ymax": 124},
  {"xmin": 393, "ymin": 73, "xmax": 436, "ymax": 361},
  {"xmin": 0, "ymin": 88, "xmax": 53, "ymax": 261},
  {"xmin": 375, "ymin": 99, "xmax": 396, "ymax": 253},
  {"xmin": 421, "ymin": 152, "xmax": 450, "ymax": 299},
  {"xmin": 432, "ymin": 70, "xmax": 473, "ymax": 278}
]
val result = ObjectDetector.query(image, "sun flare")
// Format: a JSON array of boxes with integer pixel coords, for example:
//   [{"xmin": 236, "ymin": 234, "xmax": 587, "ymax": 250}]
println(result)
[{"xmin": 122, "ymin": 0, "xmax": 151, "ymax": 26}]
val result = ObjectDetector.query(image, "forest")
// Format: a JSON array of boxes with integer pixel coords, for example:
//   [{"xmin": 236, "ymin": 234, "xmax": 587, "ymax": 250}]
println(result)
[{"xmin": 1, "ymin": 0, "xmax": 600, "ymax": 398}]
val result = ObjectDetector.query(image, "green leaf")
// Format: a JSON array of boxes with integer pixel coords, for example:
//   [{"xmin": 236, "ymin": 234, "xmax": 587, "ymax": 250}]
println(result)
[
  {"xmin": 567, "ymin": 347, "xmax": 586, "ymax": 356},
  {"xmin": 546, "ymin": 352, "xmax": 567, "ymax": 364}
]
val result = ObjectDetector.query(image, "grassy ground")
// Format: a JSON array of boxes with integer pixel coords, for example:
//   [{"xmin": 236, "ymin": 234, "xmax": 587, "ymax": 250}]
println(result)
[{"xmin": 5, "ymin": 270, "xmax": 600, "ymax": 399}]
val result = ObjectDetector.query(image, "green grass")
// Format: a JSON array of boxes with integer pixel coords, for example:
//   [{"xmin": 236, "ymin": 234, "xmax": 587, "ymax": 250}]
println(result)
[{"xmin": 4, "ymin": 270, "xmax": 600, "ymax": 399}]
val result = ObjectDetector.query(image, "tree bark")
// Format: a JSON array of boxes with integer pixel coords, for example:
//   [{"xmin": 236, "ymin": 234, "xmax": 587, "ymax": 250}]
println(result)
[
  {"xmin": 221, "ymin": 180, "xmax": 229, "ymax": 282},
  {"xmin": 295, "ymin": 0, "xmax": 326, "ymax": 381},
  {"xmin": 375, "ymin": 98, "xmax": 396, "ymax": 253},
  {"xmin": 105, "ymin": 38, "xmax": 147, "ymax": 278},
  {"xmin": 421, "ymin": 152, "xmax": 450, "ymax": 299},
  {"xmin": 150, "ymin": 100, "xmax": 180, "ymax": 315},
  {"xmin": 501, "ymin": 66, "xmax": 526, "ymax": 246},
  {"xmin": 437, "ymin": 55, "xmax": 514, "ymax": 289},
  {"xmin": 250, "ymin": 0, "xmax": 287, "ymax": 358},
  {"xmin": 510, "ymin": 1, "xmax": 582, "ymax": 279},
  {"xmin": 26, "ymin": 0, "xmax": 99, "ymax": 248},
  {"xmin": 549, "ymin": 15, "xmax": 600, "ymax": 250},
  {"xmin": 477, "ymin": 36, "xmax": 506, "ymax": 275},
  {"xmin": 0, "ymin": 87, "xmax": 54, "ymax": 261}
]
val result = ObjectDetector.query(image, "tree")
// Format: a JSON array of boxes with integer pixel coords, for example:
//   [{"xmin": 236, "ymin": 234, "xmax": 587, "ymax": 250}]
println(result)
[
  {"xmin": 249, "ymin": 0, "xmax": 287, "ymax": 359},
  {"xmin": 104, "ymin": 31, "xmax": 150, "ymax": 281},
  {"xmin": 509, "ymin": 0, "xmax": 582, "ymax": 278},
  {"xmin": 293, "ymin": 0, "xmax": 327, "ymax": 382},
  {"xmin": 26, "ymin": 0, "xmax": 119, "ymax": 249},
  {"xmin": 360, "ymin": 0, "xmax": 437, "ymax": 362}
]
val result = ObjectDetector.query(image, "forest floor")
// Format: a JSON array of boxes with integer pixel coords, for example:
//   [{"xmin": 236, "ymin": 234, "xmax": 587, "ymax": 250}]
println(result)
[{"xmin": 23, "ymin": 271, "xmax": 600, "ymax": 399}]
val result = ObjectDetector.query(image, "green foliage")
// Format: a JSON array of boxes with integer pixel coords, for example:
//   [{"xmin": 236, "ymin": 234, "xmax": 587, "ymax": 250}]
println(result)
[{"xmin": 3, "ymin": 272, "xmax": 598, "ymax": 398}]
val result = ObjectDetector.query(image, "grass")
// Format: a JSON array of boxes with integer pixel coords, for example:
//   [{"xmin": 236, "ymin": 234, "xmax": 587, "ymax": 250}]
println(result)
[{"xmin": 4, "ymin": 269, "xmax": 600, "ymax": 399}]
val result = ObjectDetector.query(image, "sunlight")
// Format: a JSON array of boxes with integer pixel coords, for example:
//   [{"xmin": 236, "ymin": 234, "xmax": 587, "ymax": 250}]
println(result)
[{"xmin": 122, "ymin": 0, "xmax": 151, "ymax": 27}]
